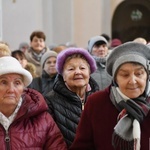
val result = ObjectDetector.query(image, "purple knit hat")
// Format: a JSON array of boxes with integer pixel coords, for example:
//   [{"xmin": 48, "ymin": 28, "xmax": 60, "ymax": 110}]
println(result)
[{"xmin": 56, "ymin": 47, "xmax": 97, "ymax": 75}]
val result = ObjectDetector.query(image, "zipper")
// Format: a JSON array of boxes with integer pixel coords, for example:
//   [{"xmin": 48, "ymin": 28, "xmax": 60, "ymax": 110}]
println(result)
[
  {"xmin": 5, "ymin": 130, "xmax": 10, "ymax": 150},
  {"xmin": 78, "ymin": 94, "xmax": 85, "ymax": 111},
  {"xmin": 81, "ymin": 101, "xmax": 84, "ymax": 110}
]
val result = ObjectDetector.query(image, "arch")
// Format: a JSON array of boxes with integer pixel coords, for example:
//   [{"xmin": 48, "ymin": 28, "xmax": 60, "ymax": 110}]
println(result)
[{"xmin": 112, "ymin": 0, "xmax": 150, "ymax": 43}]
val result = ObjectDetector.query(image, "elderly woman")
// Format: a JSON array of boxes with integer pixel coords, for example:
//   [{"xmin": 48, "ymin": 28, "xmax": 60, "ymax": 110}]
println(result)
[
  {"xmin": 0, "ymin": 56, "xmax": 67, "ymax": 149},
  {"xmin": 28, "ymin": 51, "xmax": 58, "ymax": 96},
  {"xmin": 45, "ymin": 48, "xmax": 99, "ymax": 147},
  {"xmin": 70, "ymin": 42, "xmax": 150, "ymax": 150}
]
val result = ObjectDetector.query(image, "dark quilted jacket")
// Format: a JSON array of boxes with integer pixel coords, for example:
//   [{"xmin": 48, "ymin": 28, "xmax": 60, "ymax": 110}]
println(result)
[
  {"xmin": 0, "ymin": 88, "xmax": 67, "ymax": 150},
  {"xmin": 45, "ymin": 75, "xmax": 99, "ymax": 147},
  {"xmin": 28, "ymin": 70, "xmax": 57, "ymax": 96}
]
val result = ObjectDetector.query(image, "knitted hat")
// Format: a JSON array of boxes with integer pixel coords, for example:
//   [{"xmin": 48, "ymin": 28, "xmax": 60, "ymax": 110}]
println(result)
[
  {"xmin": 88, "ymin": 35, "xmax": 108, "ymax": 53},
  {"xmin": 111, "ymin": 38, "xmax": 122, "ymax": 48},
  {"xmin": 41, "ymin": 51, "xmax": 58, "ymax": 68},
  {"xmin": 56, "ymin": 47, "xmax": 97, "ymax": 75},
  {"xmin": 106, "ymin": 41, "xmax": 150, "ymax": 77},
  {"xmin": 0, "ymin": 56, "xmax": 32, "ymax": 87},
  {"xmin": 19, "ymin": 42, "xmax": 29, "ymax": 49}
]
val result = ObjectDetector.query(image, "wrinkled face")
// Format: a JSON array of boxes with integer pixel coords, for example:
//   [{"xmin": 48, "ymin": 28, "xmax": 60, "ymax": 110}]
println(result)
[
  {"xmin": 91, "ymin": 43, "xmax": 108, "ymax": 57},
  {"xmin": 43, "ymin": 57, "xmax": 57, "ymax": 77},
  {"xmin": 30, "ymin": 36, "xmax": 45, "ymax": 52},
  {"xmin": 0, "ymin": 73, "xmax": 24, "ymax": 108},
  {"xmin": 63, "ymin": 57, "xmax": 90, "ymax": 91},
  {"xmin": 116, "ymin": 63, "xmax": 147, "ymax": 98}
]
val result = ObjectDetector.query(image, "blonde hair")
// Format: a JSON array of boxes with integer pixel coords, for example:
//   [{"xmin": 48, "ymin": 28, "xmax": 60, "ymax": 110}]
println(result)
[
  {"xmin": 0, "ymin": 43, "xmax": 11, "ymax": 57},
  {"xmin": 133, "ymin": 37, "xmax": 147, "ymax": 45}
]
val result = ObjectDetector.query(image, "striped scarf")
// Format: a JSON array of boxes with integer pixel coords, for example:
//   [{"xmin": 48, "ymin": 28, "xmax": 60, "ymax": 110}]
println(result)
[
  {"xmin": 110, "ymin": 82, "xmax": 150, "ymax": 150},
  {"xmin": 31, "ymin": 48, "xmax": 46, "ymax": 62}
]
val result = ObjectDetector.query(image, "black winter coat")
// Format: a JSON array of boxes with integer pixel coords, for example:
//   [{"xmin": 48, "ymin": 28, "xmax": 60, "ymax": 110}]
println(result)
[
  {"xmin": 28, "ymin": 70, "xmax": 57, "ymax": 96},
  {"xmin": 45, "ymin": 74, "xmax": 99, "ymax": 147}
]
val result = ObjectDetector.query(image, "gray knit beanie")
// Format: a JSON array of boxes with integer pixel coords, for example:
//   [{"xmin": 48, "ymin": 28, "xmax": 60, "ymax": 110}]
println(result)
[
  {"xmin": 88, "ymin": 35, "xmax": 108, "ymax": 53},
  {"xmin": 41, "ymin": 51, "xmax": 57, "ymax": 68},
  {"xmin": 106, "ymin": 41, "xmax": 150, "ymax": 77}
]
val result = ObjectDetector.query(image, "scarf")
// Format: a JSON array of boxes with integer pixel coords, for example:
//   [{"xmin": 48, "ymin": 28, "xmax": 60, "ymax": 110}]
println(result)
[
  {"xmin": 31, "ymin": 48, "xmax": 46, "ymax": 62},
  {"xmin": 0, "ymin": 98, "xmax": 22, "ymax": 131},
  {"xmin": 110, "ymin": 81, "xmax": 150, "ymax": 150}
]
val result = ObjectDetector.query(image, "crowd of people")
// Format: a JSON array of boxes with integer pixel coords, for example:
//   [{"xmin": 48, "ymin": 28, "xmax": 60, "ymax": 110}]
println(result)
[{"xmin": 0, "ymin": 30, "xmax": 150, "ymax": 149}]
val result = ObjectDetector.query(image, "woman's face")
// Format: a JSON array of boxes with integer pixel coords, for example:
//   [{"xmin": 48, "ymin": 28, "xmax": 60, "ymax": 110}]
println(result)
[
  {"xmin": 43, "ymin": 56, "xmax": 57, "ymax": 77},
  {"xmin": 92, "ymin": 43, "xmax": 108, "ymax": 58},
  {"xmin": 0, "ymin": 73, "xmax": 24, "ymax": 109},
  {"xmin": 116, "ymin": 63, "xmax": 147, "ymax": 98},
  {"xmin": 30, "ymin": 36, "xmax": 45, "ymax": 52},
  {"xmin": 63, "ymin": 57, "xmax": 90, "ymax": 91},
  {"xmin": 14, "ymin": 54, "xmax": 27, "ymax": 68}
]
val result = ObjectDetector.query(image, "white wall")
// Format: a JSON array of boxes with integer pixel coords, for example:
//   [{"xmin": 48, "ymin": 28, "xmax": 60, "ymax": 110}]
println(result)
[
  {"xmin": 42, "ymin": 0, "xmax": 53, "ymax": 47},
  {"xmin": 1, "ymin": 0, "xmax": 117, "ymax": 50},
  {"xmin": 1, "ymin": 0, "xmax": 73, "ymax": 50},
  {"xmin": 2, "ymin": 0, "xmax": 44, "ymax": 50},
  {"xmin": 52, "ymin": 0, "xmax": 72, "ymax": 45}
]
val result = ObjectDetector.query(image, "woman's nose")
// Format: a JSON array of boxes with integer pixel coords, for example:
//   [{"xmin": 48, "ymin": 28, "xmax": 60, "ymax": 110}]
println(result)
[
  {"xmin": 75, "ymin": 68, "xmax": 81, "ymax": 74},
  {"xmin": 128, "ymin": 75, "xmax": 137, "ymax": 84},
  {"xmin": 7, "ymin": 83, "xmax": 15, "ymax": 92}
]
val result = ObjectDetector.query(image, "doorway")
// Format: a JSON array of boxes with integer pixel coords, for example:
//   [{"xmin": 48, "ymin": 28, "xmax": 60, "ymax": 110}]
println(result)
[{"xmin": 112, "ymin": 0, "xmax": 150, "ymax": 43}]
